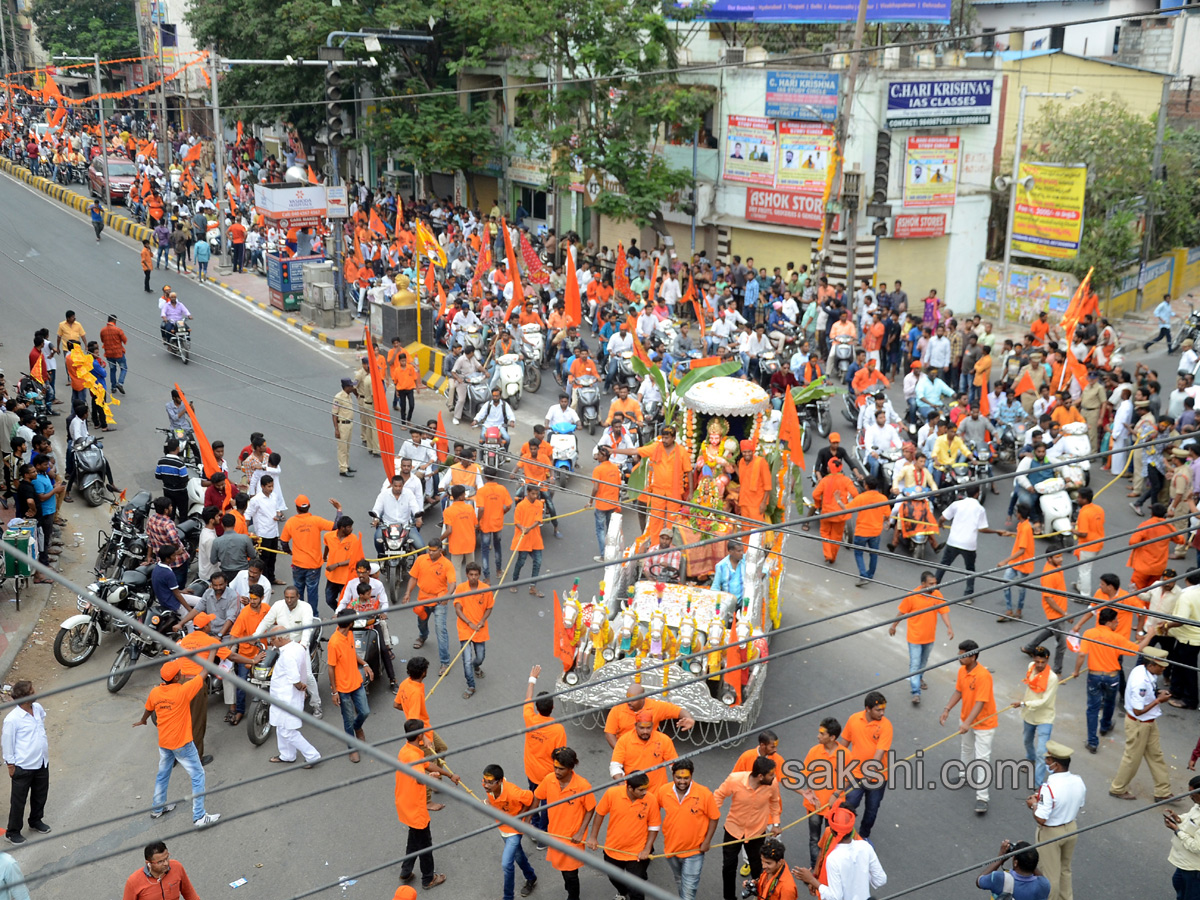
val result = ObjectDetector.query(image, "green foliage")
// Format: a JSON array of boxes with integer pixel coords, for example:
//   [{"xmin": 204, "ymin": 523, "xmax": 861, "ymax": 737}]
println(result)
[
  {"xmin": 32, "ymin": 0, "xmax": 139, "ymax": 61},
  {"xmin": 1020, "ymin": 97, "xmax": 1200, "ymax": 289}
]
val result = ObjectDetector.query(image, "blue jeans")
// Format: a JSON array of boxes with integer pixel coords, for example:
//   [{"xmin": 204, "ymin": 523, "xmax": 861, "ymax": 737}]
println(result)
[
  {"xmin": 197, "ymin": 261, "xmax": 208, "ymax": 279},
  {"xmin": 1015, "ymin": 486, "xmax": 1040, "ymax": 521},
  {"xmin": 234, "ymin": 662, "xmax": 251, "ymax": 714},
  {"xmin": 153, "ymin": 741, "xmax": 206, "ymax": 821},
  {"xmin": 594, "ymin": 509, "xmax": 613, "ymax": 556},
  {"xmin": 501, "ymin": 832, "xmax": 538, "ymax": 900},
  {"xmin": 107, "ymin": 355, "xmax": 127, "ymax": 388},
  {"xmin": 337, "ymin": 684, "xmax": 370, "ymax": 743},
  {"xmin": 908, "ymin": 641, "xmax": 932, "ymax": 697},
  {"xmin": 527, "ymin": 779, "xmax": 548, "ymax": 831},
  {"xmin": 1004, "ymin": 567, "xmax": 1026, "ymax": 612},
  {"xmin": 481, "ymin": 531, "xmax": 503, "ymax": 579},
  {"xmin": 157, "ymin": 245, "xmax": 169, "ymax": 267},
  {"xmin": 462, "ymin": 640, "xmax": 487, "ymax": 690},
  {"xmin": 1085, "ymin": 672, "xmax": 1120, "ymax": 748},
  {"xmin": 1175, "ymin": 867, "xmax": 1200, "ymax": 900},
  {"xmin": 513, "ymin": 549, "xmax": 542, "ymax": 585},
  {"xmin": 852, "ymin": 534, "xmax": 880, "ymax": 579},
  {"xmin": 1023, "ymin": 721, "xmax": 1052, "ymax": 787},
  {"xmin": 417, "ymin": 602, "xmax": 452, "ymax": 667},
  {"xmin": 293, "ymin": 565, "xmax": 320, "ymax": 616},
  {"xmin": 666, "ymin": 853, "xmax": 704, "ymax": 900},
  {"xmin": 842, "ymin": 784, "xmax": 884, "ymax": 839},
  {"xmin": 325, "ymin": 580, "xmax": 346, "ymax": 610}
]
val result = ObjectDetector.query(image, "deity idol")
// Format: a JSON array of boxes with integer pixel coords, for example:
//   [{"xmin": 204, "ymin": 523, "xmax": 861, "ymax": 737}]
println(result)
[{"xmin": 693, "ymin": 416, "xmax": 737, "ymax": 505}]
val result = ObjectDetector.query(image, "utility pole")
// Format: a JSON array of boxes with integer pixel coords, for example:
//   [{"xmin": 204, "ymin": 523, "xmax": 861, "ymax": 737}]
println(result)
[
  {"xmin": 55, "ymin": 54, "xmax": 111, "ymax": 207},
  {"xmin": 157, "ymin": 21, "xmax": 168, "ymax": 167},
  {"xmin": 824, "ymin": 0, "xmax": 869, "ymax": 278},
  {"xmin": 209, "ymin": 49, "xmax": 226, "ymax": 262},
  {"xmin": 843, "ymin": 169, "xmax": 861, "ymax": 295}
]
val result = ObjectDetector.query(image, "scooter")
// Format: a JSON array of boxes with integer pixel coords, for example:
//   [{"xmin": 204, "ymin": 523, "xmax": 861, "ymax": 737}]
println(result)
[
  {"xmin": 549, "ymin": 421, "xmax": 579, "ymax": 487},
  {"xmin": 1050, "ymin": 422, "xmax": 1092, "ymax": 492},
  {"xmin": 520, "ymin": 324, "xmax": 545, "ymax": 392},
  {"xmin": 1033, "ymin": 477, "xmax": 1075, "ymax": 536},
  {"xmin": 72, "ymin": 435, "xmax": 111, "ymax": 507},
  {"xmin": 462, "ymin": 326, "xmax": 486, "ymax": 356},
  {"xmin": 574, "ymin": 375, "xmax": 602, "ymax": 436},
  {"xmin": 494, "ymin": 352, "xmax": 524, "ymax": 409},
  {"xmin": 54, "ymin": 571, "xmax": 145, "ymax": 667},
  {"xmin": 462, "ymin": 373, "xmax": 490, "ymax": 424},
  {"xmin": 831, "ymin": 334, "xmax": 854, "ymax": 381},
  {"xmin": 614, "ymin": 351, "xmax": 639, "ymax": 390}
]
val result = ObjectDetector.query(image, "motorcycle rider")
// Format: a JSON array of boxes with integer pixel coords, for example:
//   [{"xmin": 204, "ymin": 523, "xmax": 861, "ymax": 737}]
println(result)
[
  {"xmin": 957, "ymin": 404, "xmax": 1000, "ymax": 495},
  {"xmin": 594, "ymin": 412, "xmax": 638, "ymax": 473},
  {"xmin": 1013, "ymin": 441, "xmax": 1056, "ymax": 525},
  {"xmin": 857, "ymin": 389, "xmax": 903, "ymax": 431},
  {"xmin": 160, "ymin": 294, "xmax": 192, "ymax": 346},
  {"xmin": 397, "ymin": 428, "xmax": 439, "ymax": 500},
  {"xmin": 370, "ymin": 473, "xmax": 426, "ymax": 557},
  {"xmin": 815, "ymin": 433, "xmax": 865, "ymax": 483},
  {"xmin": 449, "ymin": 345, "xmax": 485, "ymax": 426},
  {"xmin": 565, "ymin": 345, "xmax": 600, "ymax": 409},
  {"xmin": 931, "ymin": 422, "xmax": 974, "ymax": 488},
  {"xmin": 545, "ymin": 394, "xmax": 580, "ymax": 431},
  {"xmin": 335, "ymin": 560, "xmax": 398, "ymax": 693},
  {"xmin": 862, "ymin": 409, "xmax": 903, "ymax": 483},
  {"xmin": 473, "ymin": 387, "xmax": 516, "ymax": 452},
  {"xmin": 604, "ymin": 325, "xmax": 634, "ymax": 390},
  {"xmin": 915, "ymin": 366, "xmax": 955, "ymax": 418},
  {"xmin": 825, "ymin": 309, "xmax": 858, "ymax": 375},
  {"xmin": 851, "ymin": 358, "xmax": 890, "ymax": 407}
]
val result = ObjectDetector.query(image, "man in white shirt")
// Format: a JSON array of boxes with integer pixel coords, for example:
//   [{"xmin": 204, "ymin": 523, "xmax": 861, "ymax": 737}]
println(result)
[
  {"xmin": 253, "ymin": 586, "xmax": 323, "ymax": 716},
  {"xmin": 265, "ymin": 631, "xmax": 322, "ymax": 766},
  {"xmin": 449, "ymin": 346, "xmax": 485, "ymax": 425},
  {"xmin": 707, "ymin": 314, "xmax": 735, "ymax": 355},
  {"xmin": 594, "ymin": 414, "xmax": 639, "ymax": 470},
  {"xmin": 793, "ymin": 807, "xmax": 886, "ymax": 899},
  {"xmin": 197, "ymin": 507, "xmax": 218, "ymax": 584},
  {"xmin": 245, "ymin": 475, "xmax": 287, "ymax": 584},
  {"xmin": 1, "ymin": 680, "xmax": 50, "ymax": 844},
  {"xmin": 781, "ymin": 294, "xmax": 800, "ymax": 325},
  {"xmin": 545, "ymin": 394, "xmax": 581, "ymax": 430},
  {"xmin": 230, "ymin": 560, "xmax": 273, "ymax": 607},
  {"xmin": 370, "ymin": 473, "xmax": 426, "ymax": 555},
  {"xmin": 1028, "ymin": 740, "xmax": 1085, "ymax": 900},
  {"xmin": 398, "ymin": 428, "xmax": 440, "ymax": 496},
  {"xmin": 474, "ymin": 387, "xmax": 517, "ymax": 448},
  {"xmin": 636, "ymin": 307, "xmax": 658, "ymax": 342},
  {"xmin": 862, "ymin": 410, "xmax": 902, "ymax": 482},
  {"xmin": 925, "ymin": 325, "xmax": 951, "ymax": 373},
  {"xmin": 660, "ymin": 272, "xmax": 681, "ymax": 313},
  {"xmin": 336, "ymin": 560, "xmax": 390, "ymax": 612},
  {"xmin": 1109, "ymin": 646, "xmax": 1172, "ymax": 801},
  {"xmin": 934, "ymin": 485, "xmax": 1004, "ymax": 598}
]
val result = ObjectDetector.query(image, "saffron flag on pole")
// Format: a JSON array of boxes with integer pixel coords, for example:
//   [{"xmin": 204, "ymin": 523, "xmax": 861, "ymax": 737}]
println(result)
[
  {"xmin": 174, "ymin": 383, "xmax": 231, "ymax": 505},
  {"xmin": 368, "ymin": 207, "xmax": 388, "ymax": 237},
  {"xmin": 647, "ymin": 259, "xmax": 659, "ymax": 306},
  {"xmin": 29, "ymin": 354, "xmax": 46, "ymax": 385},
  {"xmin": 307, "ymin": 164, "xmax": 320, "ymax": 185},
  {"xmin": 363, "ymin": 327, "xmax": 395, "ymax": 481},
  {"xmin": 183, "ymin": 142, "xmax": 202, "ymax": 163},
  {"xmin": 778, "ymin": 385, "xmax": 804, "ymax": 463},
  {"xmin": 684, "ymin": 277, "xmax": 705, "ymax": 338},
  {"xmin": 500, "ymin": 218, "xmax": 525, "ymax": 308},
  {"xmin": 519, "ymin": 231, "xmax": 551, "ymax": 284},
  {"xmin": 1012, "ymin": 370, "xmax": 1036, "ymax": 398},
  {"xmin": 614, "ymin": 242, "xmax": 635, "ymax": 303},
  {"xmin": 563, "ymin": 245, "xmax": 582, "ymax": 328}
]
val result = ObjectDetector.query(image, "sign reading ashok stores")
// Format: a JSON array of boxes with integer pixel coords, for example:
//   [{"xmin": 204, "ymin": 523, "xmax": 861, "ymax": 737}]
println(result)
[{"xmin": 885, "ymin": 79, "xmax": 994, "ymax": 129}]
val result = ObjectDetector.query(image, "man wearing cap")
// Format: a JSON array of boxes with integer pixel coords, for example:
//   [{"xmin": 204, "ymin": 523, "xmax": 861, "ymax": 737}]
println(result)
[
  {"xmin": 1079, "ymin": 369, "xmax": 1105, "ymax": 452},
  {"xmin": 737, "ymin": 441, "xmax": 773, "ymax": 524},
  {"xmin": 332, "ymin": 378, "xmax": 358, "ymax": 478},
  {"xmin": 280, "ymin": 496, "xmax": 343, "ymax": 616},
  {"xmin": 172, "ymin": 612, "xmax": 222, "ymax": 766},
  {"xmin": 352, "ymin": 356, "xmax": 380, "ymax": 456},
  {"xmin": 1180, "ymin": 338, "xmax": 1199, "ymax": 377},
  {"xmin": 1110, "ymin": 645, "xmax": 1173, "ymax": 802},
  {"xmin": 813, "ymin": 434, "xmax": 862, "ymax": 483},
  {"xmin": 1028, "ymin": 740, "xmax": 1085, "ymax": 900},
  {"xmin": 792, "ymin": 807, "xmax": 886, "ymax": 900},
  {"xmin": 644, "ymin": 528, "xmax": 685, "ymax": 583},
  {"xmin": 133, "ymin": 660, "xmax": 219, "ymax": 828}
]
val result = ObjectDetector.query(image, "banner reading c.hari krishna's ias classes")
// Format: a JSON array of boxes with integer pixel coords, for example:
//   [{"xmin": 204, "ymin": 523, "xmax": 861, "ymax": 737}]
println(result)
[
  {"xmin": 1011, "ymin": 161, "xmax": 1088, "ymax": 260},
  {"xmin": 776, "ymin": 122, "xmax": 834, "ymax": 193},
  {"xmin": 724, "ymin": 115, "xmax": 777, "ymax": 185},
  {"xmin": 902, "ymin": 135, "xmax": 959, "ymax": 208}
]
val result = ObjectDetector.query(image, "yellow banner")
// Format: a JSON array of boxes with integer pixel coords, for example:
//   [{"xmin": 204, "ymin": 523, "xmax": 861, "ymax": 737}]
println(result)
[{"xmin": 1011, "ymin": 162, "xmax": 1087, "ymax": 261}]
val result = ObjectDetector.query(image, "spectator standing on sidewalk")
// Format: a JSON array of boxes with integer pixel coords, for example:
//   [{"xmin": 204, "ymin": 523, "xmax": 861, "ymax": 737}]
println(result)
[
  {"xmin": 193, "ymin": 235, "xmax": 211, "ymax": 283},
  {"xmin": 1, "ymin": 680, "xmax": 50, "ymax": 846},
  {"xmin": 154, "ymin": 219, "xmax": 171, "ymax": 269},
  {"xmin": 100, "ymin": 315, "xmax": 128, "ymax": 396}
]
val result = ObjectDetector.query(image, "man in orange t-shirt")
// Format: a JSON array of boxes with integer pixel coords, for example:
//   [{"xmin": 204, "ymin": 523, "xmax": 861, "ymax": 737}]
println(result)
[
  {"xmin": 1020, "ymin": 552, "xmax": 1069, "ymax": 674},
  {"xmin": 939, "ymin": 640, "xmax": 997, "ymax": 812},
  {"xmin": 797, "ymin": 719, "xmax": 846, "ymax": 867},
  {"xmin": 838, "ymin": 691, "xmax": 892, "ymax": 839},
  {"xmin": 655, "ymin": 759, "xmax": 720, "ymax": 899},
  {"xmin": 1072, "ymin": 607, "xmax": 1157, "ymax": 751},
  {"xmin": 172, "ymin": 611, "xmax": 222, "ymax": 763},
  {"xmin": 396, "ymin": 718, "xmax": 460, "ymax": 889},
  {"xmin": 589, "ymin": 446, "xmax": 623, "ymax": 559},
  {"xmin": 453, "ymin": 562, "xmax": 493, "ymax": 698},
  {"xmin": 1073, "ymin": 486, "xmax": 1105, "ymax": 596},
  {"xmin": 327, "ymin": 615, "xmax": 372, "ymax": 760},
  {"xmin": 535, "ymin": 747, "xmax": 596, "ymax": 900},
  {"xmin": 133, "ymin": 660, "xmax": 216, "ymax": 825},
  {"xmin": 511, "ymin": 487, "xmax": 545, "ymax": 597},
  {"xmin": 523, "ymin": 665, "xmax": 567, "ymax": 832},
  {"xmin": 889, "ymin": 571, "xmax": 953, "ymax": 704},
  {"xmin": 609, "ymin": 426, "xmax": 689, "ymax": 536},
  {"xmin": 440, "ymin": 484, "xmax": 478, "ymax": 570},
  {"xmin": 322, "ymin": 518, "xmax": 364, "ymax": 612},
  {"xmin": 588, "ymin": 772, "xmax": 660, "ymax": 900},
  {"xmin": 403, "ymin": 540, "xmax": 457, "ymax": 674},
  {"xmin": 998, "ymin": 506, "xmax": 1035, "ymax": 618},
  {"xmin": 280, "ymin": 495, "xmax": 341, "ymax": 615},
  {"xmin": 846, "ymin": 478, "xmax": 888, "ymax": 584},
  {"xmin": 1128, "ymin": 503, "xmax": 1183, "ymax": 589},
  {"xmin": 610, "ymin": 712, "xmax": 677, "ymax": 791},
  {"xmin": 733, "ymin": 730, "xmax": 785, "ymax": 778},
  {"xmin": 475, "ymin": 468, "xmax": 512, "ymax": 580},
  {"xmin": 483, "ymin": 762, "xmax": 539, "ymax": 900}
]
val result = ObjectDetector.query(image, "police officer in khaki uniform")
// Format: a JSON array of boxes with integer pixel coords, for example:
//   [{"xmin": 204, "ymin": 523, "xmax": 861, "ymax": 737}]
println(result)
[
  {"xmin": 352, "ymin": 356, "xmax": 380, "ymax": 457},
  {"xmin": 332, "ymin": 378, "xmax": 357, "ymax": 477}
]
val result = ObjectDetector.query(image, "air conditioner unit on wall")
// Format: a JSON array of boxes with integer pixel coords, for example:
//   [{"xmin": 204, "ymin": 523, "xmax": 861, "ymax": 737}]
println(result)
[{"xmin": 724, "ymin": 46, "xmax": 745, "ymax": 65}]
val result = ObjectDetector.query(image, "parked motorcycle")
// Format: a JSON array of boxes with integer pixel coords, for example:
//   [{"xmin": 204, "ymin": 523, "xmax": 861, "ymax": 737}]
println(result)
[
  {"xmin": 574, "ymin": 375, "xmax": 602, "ymax": 436},
  {"xmin": 54, "ymin": 572, "xmax": 145, "ymax": 667},
  {"xmin": 549, "ymin": 421, "xmax": 579, "ymax": 487},
  {"xmin": 1174, "ymin": 304, "xmax": 1200, "ymax": 353},
  {"xmin": 72, "ymin": 435, "xmax": 111, "ymax": 506},
  {"xmin": 106, "ymin": 570, "xmax": 177, "ymax": 693},
  {"xmin": 95, "ymin": 491, "xmax": 152, "ymax": 577}
]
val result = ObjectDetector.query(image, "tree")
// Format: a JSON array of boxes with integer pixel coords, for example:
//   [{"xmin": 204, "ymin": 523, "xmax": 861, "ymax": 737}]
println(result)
[
  {"xmin": 447, "ymin": 0, "xmax": 714, "ymax": 245},
  {"xmin": 1013, "ymin": 96, "xmax": 1200, "ymax": 290},
  {"xmin": 32, "ymin": 0, "xmax": 139, "ymax": 62}
]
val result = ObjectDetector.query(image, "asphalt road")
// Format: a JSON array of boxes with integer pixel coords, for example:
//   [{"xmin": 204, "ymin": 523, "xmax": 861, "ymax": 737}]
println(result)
[{"xmin": 0, "ymin": 168, "xmax": 1192, "ymax": 899}]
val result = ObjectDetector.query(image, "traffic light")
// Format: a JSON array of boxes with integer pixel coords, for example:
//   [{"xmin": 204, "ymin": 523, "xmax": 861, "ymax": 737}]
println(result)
[
  {"xmin": 872, "ymin": 130, "xmax": 892, "ymax": 205},
  {"xmin": 872, "ymin": 218, "xmax": 889, "ymax": 238},
  {"xmin": 325, "ymin": 66, "xmax": 345, "ymax": 146}
]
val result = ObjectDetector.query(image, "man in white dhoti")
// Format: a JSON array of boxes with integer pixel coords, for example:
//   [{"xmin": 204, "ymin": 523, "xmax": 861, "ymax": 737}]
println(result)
[
  {"xmin": 1111, "ymin": 386, "xmax": 1133, "ymax": 475},
  {"xmin": 267, "ymin": 631, "xmax": 322, "ymax": 767}
]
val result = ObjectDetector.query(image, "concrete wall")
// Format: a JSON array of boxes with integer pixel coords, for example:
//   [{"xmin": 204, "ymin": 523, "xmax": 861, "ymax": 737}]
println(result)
[{"xmin": 974, "ymin": 0, "xmax": 1154, "ymax": 59}]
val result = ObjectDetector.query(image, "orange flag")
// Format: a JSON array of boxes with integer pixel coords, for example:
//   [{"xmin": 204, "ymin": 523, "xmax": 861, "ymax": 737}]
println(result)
[
  {"xmin": 368, "ymin": 207, "xmax": 388, "ymax": 237},
  {"xmin": 307, "ymin": 164, "xmax": 319, "ymax": 185},
  {"xmin": 183, "ymin": 142, "xmax": 202, "ymax": 163},
  {"xmin": 647, "ymin": 259, "xmax": 659, "ymax": 306},
  {"xmin": 363, "ymin": 327, "xmax": 395, "ymax": 481},
  {"xmin": 631, "ymin": 332, "xmax": 653, "ymax": 368},
  {"xmin": 778, "ymin": 385, "xmax": 804, "ymax": 462},
  {"xmin": 182, "ymin": 170, "xmax": 196, "ymax": 195},
  {"xmin": 203, "ymin": 181, "xmax": 212, "ymax": 201},
  {"xmin": 500, "ymin": 217, "xmax": 524, "ymax": 307},
  {"xmin": 1012, "ymin": 370, "xmax": 1035, "ymax": 398},
  {"xmin": 174, "ymin": 384, "xmax": 231, "ymax": 505},
  {"xmin": 424, "ymin": 262, "xmax": 435, "ymax": 299},
  {"xmin": 434, "ymin": 411, "xmax": 449, "ymax": 464},
  {"xmin": 236, "ymin": 120, "xmax": 244, "ymax": 143},
  {"xmin": 29, "ymin": 354, "xmax": 46, "ymax": 385},
  {"xmin": 684, "ymin": 277, "xmax": 705, "ymax": 339},
  {"xmin": 690, "ymin": 356, "xmax": 723, "ymax": 369},
  {"xmin": 563, "ymin": 245, "xmax": 582, "ymax": 328},
  {"xmin": 436, "ymin": 280, "xmax": 449, "ymax": 318},
  {"xmin": 142, "ymin": 178, "xmax": 153, "ymax": 199},
  {"xmin": 552, "ymin": 590, "xmax": 577, "ymax": 673}
]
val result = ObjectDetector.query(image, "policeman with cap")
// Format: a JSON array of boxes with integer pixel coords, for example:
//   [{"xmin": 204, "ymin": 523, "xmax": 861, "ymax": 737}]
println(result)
[
  {"xmin": 352, "ymin": 356, "xmax": 380, "ymax": 457},
  {"xmin": 1111, "ymin": 645, "xmax": 1173, "ymax": 802},
  {"xmin": 332, "ymin": 378, "xmax": 358, "ymax": 477},
  {"xmin": 1028, "ymin": 739, "xmax": 1086, "ymax": 900}
]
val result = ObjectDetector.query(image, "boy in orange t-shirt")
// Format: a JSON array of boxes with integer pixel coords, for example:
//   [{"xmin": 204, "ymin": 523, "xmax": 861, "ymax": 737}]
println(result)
[
  {"xmin": 511, "ymin": 487, "xmax": 545, "ymax": 598},
  {"xmin": 453, "ymin": 562, "xmax": 494, "ymax": 698},
  {"xmin": 327, "ymin": 615, "xmax": 372, "ymax": 759},
  {"xmin": 590, "ymin": 447, "xmax": 623, "ymax": 559},
  {"xmin": 396, "ymin": 718, "xmax": 460, "ymax": 889},
  {"xmin": 440, "ymin": 484, "xmax": 478, "ymax": 570},
  {"xmin": 475, "ymin": 470, "xmax": 513, "ymax": 580},
  {"xmin": 939, "ymin": 640, "xmax": 997, "ymax": 811},
  {"xmin": 888, "ymin": 571, "xmax": 953, "ymax": 703},
  {"xmin": 998, "ymin": 506, "xmax": 1035, "ymax": 618}
]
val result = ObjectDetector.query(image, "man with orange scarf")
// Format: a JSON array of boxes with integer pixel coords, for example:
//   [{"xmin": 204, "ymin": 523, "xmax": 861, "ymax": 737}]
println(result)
[
  {"xmin": 810, "ymin": 459, "xmax": 858, "ymax": 564},
  {"xmin": 792, "ymin": 805, "xmax": 887, "ymax": 899},
  {"xmin": 609, "ymin": 425, "xmax": 690, "ymax": 538},
  {"xmin": 1013, "ymin": 645, "xmax": 1059, "ymax": 788}
]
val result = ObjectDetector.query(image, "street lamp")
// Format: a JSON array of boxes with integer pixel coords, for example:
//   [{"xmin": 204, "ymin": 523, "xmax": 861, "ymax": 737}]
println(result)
[{"xmin": 995, "ymin": 85, "xmax": 1083, "ymax": 323}]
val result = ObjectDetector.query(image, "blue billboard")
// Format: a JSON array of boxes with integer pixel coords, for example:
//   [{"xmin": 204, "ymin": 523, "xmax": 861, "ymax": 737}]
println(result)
[
  {"xmin": 765, "ymin": 71, "xmax": 840, "ymax": 121},
  {"xmin": 678, "ymin": 0, "xmax": 951, "ymax": 24}
]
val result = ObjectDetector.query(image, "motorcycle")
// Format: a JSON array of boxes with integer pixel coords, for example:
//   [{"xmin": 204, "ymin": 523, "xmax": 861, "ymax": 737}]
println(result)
[
  {"xmin": 156, "ymin": 427, "xmax": 201, "ymax": 470},
  {"xmin": 640, "ymin": 395, "xmax": 663, "ymax": 446},
  {"xmin": 54, "ymin": 572, "xmax": 145, "ymax": 667},
  {"xmin": 893, "ymin": 489, "xmax": 939, "ymax": 561},
  {"xmin": 994, "ymin": 419, "xmax": 1030, "ymax": 466},
  {"xmin": 18, "ymin": 375, "xmax": 49, "ymax": 417},
  {"xmin": 481, "ymin": 426, "xmax": 507, "ymax": 471},
  {"xmin": 549, "ymin": 421, "xmax": 579, "ymax": 487},
  {"xmin": 72, "ymin": 435, "xmax": 111, "ymax": 507},
  {"xmin": 494, "ymin": 352, "xmax": 524, "ymax": 409},
  {"xmin": 841, "ymin": 390, "xmax": 860, "ymax": 426},
  {"xmin": 370, "ymin": 517, "xmax": 419, "ymax": 601},
  {"xmin": 245, "ymin": 639, "xmax": 324, "ymax": 746},
  {"xmin": 95, "ymin": 491, "xmax": 152, "ymax": 577},
  {"xmin": 574, "ymin": 374, "xmax": 602, "ymax": 436},
  {"xmin": 964, "ymin": 439, "xmax": 992, "ymax": 495},
  {"xmin": 106, "ymin": 568, "xmax": 176, "ymax": 693},
  {"xmin": 858, "ymin": 445, "xmax": 903, "ymax": 489},
  {"xmin": 758, "ymin": 351, "xmax": 780, "ymax": 389},
  {"xmin": 831, "ymin": 334, "xmax": 855, "ymax": 382},
  {"xmin": 1174, "ymin": 304, "xmax": 1200, "ymax": 353},
  {"xmin": 614, "ymin": 351, "xmax": 639, "ymax": 390},
  {"xmin": 796, "ymin": 402, "xmax": 817, "ymax": 452},
  {"xmin": 164, "ymin": 320, "xmax": 191, "ymax": 364},
  {"xmin": 462, "ymin": 373, "xmax": 490, "ymax": 424},
  {"xmin": 520, "ymin": 324, "xmax": 546, "ymax": 392}
]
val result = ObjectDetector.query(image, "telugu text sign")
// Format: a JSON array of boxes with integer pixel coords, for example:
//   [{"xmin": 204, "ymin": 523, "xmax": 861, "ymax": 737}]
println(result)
[
  {"xmin": 893, "ymin": 213, "xmax": 947, "ymax": 239},
  {"xmin": 886, "ymin": 79, "xmax": 993, "ymax": 128},
  {"xmin": 1011, "ymin": 162, "xmax": 1087, "ymax": 261},
  {"xmin": 745, "ymin": 188, "xmax": 840, "ymax": 232},
  {"xmin": 765, "ymin": 71, "xmax": 840, "ymax": 120},
  {"xmin": 902, "ymin": 135, "xmax": 959, "ymax": 208},
  {"xmin": 724, "ymin": 116, "xmax": 777, "ymax": 186}
]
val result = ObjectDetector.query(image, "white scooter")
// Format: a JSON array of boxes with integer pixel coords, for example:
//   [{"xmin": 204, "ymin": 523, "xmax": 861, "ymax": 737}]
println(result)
[
  {"xmin": 1048, "ymin": 421, "xmax": 1092, "ymax": 491},
  {"xmin": 1033, "ymin": 477, "xmax": 1074, "ymax": 536},
  {"xmin": 549, "ymin": 421, "xmax": 579, "ymax": 487},
  {"xmin": 493, "ymin": 352, "xmax": 524, "ymax": 409},
  {"xmin": 831, "ymin": 334, "xmax": 854, "ymax": 382},
  {"xmin": 520, "ymin": 324, "xmax": 545, "ymax": 393}
]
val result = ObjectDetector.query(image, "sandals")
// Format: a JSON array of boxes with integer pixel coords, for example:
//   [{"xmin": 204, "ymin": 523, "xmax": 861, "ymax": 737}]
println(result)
[
  {"xmin": 412, "ymin": 637, "xmax": 425, "ymax": 649},
  {"xmin": 268, "ymin": 756, "xmax": 295, "ymax": 764},
  {"xmin": 223, "ymin": 711, "xmax": 234, "ymax": 724},
  {"xmin": 529, "ymin": 587, "xmax": 544, "ymax": 598},
  {"xmin": 462, "ymin": 688, "xmax": 475, "ymax": 699},
  {"xmin": 229, "ymin": 713, "xmax": 244, "ymax": 726}
]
